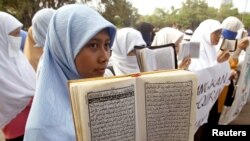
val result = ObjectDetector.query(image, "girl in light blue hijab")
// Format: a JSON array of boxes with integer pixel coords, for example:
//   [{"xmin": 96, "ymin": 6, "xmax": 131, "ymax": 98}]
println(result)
[
  {"xmin": 24, "ymin": 8, "xmax": 55, "ymax": 72},
  {"xmin": 32, "ymin": 8, "xmax": 56, "ymax": 48},
  {"xmin": 24, "ymin": 4, "xmax": 116, "ymax": 141}
]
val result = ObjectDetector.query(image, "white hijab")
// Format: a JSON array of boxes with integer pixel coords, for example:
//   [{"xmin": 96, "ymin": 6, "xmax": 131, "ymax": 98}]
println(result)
[
  {"xmin": 151, "ymin": 27, "xmax": 184, "ymax": 46},
  {"xmin": 0, "ymin": 12, "xmax": 36, "ymax": 128},
  {"xmin": 216, "ymin": 16, "xmax": 245, "ymax": 57},
  {"xmin": 216, "ymin": 16, "xmax": 244, "ymax": 51},
  {"xmin": 189, "ymin": 19, "xmax": 222, "ymax": 71},
  {"xmin": 109, "ymin": 28, "xmax": 146, "ymax": 75}
]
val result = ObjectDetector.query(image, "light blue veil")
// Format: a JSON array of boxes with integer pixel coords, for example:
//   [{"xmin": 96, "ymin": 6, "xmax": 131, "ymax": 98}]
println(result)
[
  {"xmin": 24, "ymin": 4, "xmax": 116, "ymax": 141},
  {"xmin": 32, "ymin": 8, "xmax": 56, "ymax": 47}
]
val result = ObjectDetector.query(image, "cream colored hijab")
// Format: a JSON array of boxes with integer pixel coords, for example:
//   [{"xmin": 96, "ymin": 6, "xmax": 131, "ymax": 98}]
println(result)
[
  {"xmin": 0, "ymin": 12, "xmax": 36, "ymax": 128},
  {"xmin": 109, "ymin": 28, "xmax": 146, "ymax": 75},
  {"xmin": 151, "ymin": 27, "xmax": 184, "ymax": 46}
]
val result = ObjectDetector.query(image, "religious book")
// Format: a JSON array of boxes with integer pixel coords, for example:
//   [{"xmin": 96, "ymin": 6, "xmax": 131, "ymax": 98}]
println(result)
[
  {"xmin": 68, "ymin": 69, "xmax": 197, "ymax": 141},
  {"xmin": 178, "ymin": 42, "xmax": 200, "ymax": 61},
  {"xmin": 219, "ymin": 29, "xmax": 248, "ymax": 52},
  {"xmin": 219, "ymin": 38, "xmax": 238, "ymax": 52},
  {"xmin": 134, "ymin": 43, "xmax": 178, "ymax": 72}
]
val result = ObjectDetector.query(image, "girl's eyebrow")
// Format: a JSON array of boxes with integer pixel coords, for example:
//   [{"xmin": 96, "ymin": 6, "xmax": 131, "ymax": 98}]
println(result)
[
  {"xmin": 91, "ymin": 35, "xmax": 111, "ymax": 41},
  {"xmin": 89, "ymin": 38, "xmax": 111, "ymax": 42}
]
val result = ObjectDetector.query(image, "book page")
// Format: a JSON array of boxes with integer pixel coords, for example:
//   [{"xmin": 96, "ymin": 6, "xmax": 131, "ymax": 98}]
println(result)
[
  {"xmin": 135, "ymin": 49, "xmax": 143, "ymax": 71},
  {"xmin": 189, "ymin": 42, "xmax": 200, "ymax": 58},
  {"xmin": 153, "ymin": 47, "xmax": 175, "ymax": 70},
  {"xmin": 178, "ymin": 42, "xmax": 190, "ymax": 61},
  {"xmin": 69, "ymin": 77, "xmax": 137, "ymax": 141},
  {"xmin": 136, "ymin": 70, "xmax": 197, "ymax": 141},
  {"xmin": 140, "ymin": 48, "xmax": 157, "ymax": 72},
  {"xmin": 178, "ymin": 42, "xmax": 200, "ymax": 60},
  {"xmin": 220, "ymin": 39, "xmax": 237, "ymax": 52}
]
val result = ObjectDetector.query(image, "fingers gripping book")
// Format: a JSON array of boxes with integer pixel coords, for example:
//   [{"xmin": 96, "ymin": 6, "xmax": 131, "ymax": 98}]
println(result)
[{"xmin": 68, "ymin": 70, "xmax": 197, "ymax": 141}]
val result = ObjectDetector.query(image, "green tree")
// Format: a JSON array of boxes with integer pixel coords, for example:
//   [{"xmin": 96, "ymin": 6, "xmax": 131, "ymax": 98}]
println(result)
[
  {"xmin": 137, "ymin": 8, "xmax": 171, "ymax": 29},
  {"xmin": 100, "ymin": 0, "xmax": 139, "ymax": 28},
  {"xmin": 138, "ymin": 0, "xmax": 218, "ymax": 30},
  {"xmin": 0, "ymin": 0, "xmax": 80, "ymax": 29},
  {"xmin": 241, "ymin": 13, "xmax": 250, "ymax": 31},
  {"xmin": 178, "ymin": 0, "xmax": 218, "ymax": 30},
  {"xmin": 216, "ymin": 2, "xmax": 239, "ymax": 21}
]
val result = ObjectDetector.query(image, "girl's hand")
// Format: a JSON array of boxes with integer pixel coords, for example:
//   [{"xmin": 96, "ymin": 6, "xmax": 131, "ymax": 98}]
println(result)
[
  {"xmin": 178, "ymin": 56, "xmax": 191, "ymax": 70},
  {"xmin": 238, "ymin": 37, "xmax": 249, "ymax": 51},
  {"xmin": 217, "ymin": 50, "xmax": 230, "ymax": 63}
]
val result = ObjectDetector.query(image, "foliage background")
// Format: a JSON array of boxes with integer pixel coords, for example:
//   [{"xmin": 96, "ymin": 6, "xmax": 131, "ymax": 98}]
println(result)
[
  {"xmin": 0, "ymin": 0, "xmax": 249, "ymax": 140},
  {"xmin": 0, "ymin": 0, "xmax": 249, "ymax": 34}
]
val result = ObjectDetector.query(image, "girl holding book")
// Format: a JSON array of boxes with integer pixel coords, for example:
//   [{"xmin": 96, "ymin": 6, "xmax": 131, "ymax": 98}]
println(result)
[
  {"xmin": 24, "ymin": 4, "xmax": 116, "ymax": 141},
  {"xmin": 151, "ymin": 27, "xmax": 191, "ymax": 69}
]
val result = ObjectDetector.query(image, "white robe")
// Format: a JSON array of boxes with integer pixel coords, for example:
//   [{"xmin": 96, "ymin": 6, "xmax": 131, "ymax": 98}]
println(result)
[{"xmin": 0, "ymin": 12, "xmax": 36, "ymax": 128}]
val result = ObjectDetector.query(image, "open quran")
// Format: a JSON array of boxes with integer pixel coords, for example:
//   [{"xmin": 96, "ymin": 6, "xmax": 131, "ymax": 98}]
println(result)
[
  {"xmin": 134, "ymin": 43, "xmax": 178, "ymax": 72},
  {"xmin": 68, "ymin": 70, "xmax": 197, "ymax": 141}
]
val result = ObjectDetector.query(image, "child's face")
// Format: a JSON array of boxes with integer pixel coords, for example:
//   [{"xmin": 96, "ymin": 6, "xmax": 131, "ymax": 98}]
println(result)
[
  {"xmin": 210, "ymin": 29, "xmax": 221, "ymax": 45},
  {"xmin": 75, "ymin": 29, "xmax": 111, "ymax": 78}
]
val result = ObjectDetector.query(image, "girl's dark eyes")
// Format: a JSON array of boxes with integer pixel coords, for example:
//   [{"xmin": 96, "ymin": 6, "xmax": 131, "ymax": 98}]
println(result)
[
  {"xmin": 87, "ymin": 42, "xmax": 111, "ymax": 49},
  {"xmin": 88, "ymin": 43, "xmax": 98, "ymax": 48},
  {"xmin": 105, "ymin": 42, "xmax": 111, "ymax": 48}
]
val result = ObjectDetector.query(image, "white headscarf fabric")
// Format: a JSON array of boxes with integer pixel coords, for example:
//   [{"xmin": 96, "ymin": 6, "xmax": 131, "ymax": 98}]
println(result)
[
  {"xmin": 151, "ymin": 27, "xmax": 184, "ymax": 46},
  {"xmin": 221, "ymin": 16, "xmax": 244, "ymax": 32},
  {"xmin": 216, "ymin": 16, "xmax": 245, "ymax": 54},
  {"xmin": 109, "ymin": 28, "xmax": 146, "ymax": 75},
  {"xmin": 24, "ymin": 4, "xmax": 116, "ymax": 141},
  {"xmin": 0, "ymin": 12, "xmax": 36, "ymax": 128},
  {"xmin": 32, "ymin": 8, "xmax": 56, "ymax": 48},
  {"xmin": 220, "ymin": 17, "xmax": 246, "ymax": 69},
  {"xmin": 189, "ymin": 19, "xmax": 222, "ymax": 71}
]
